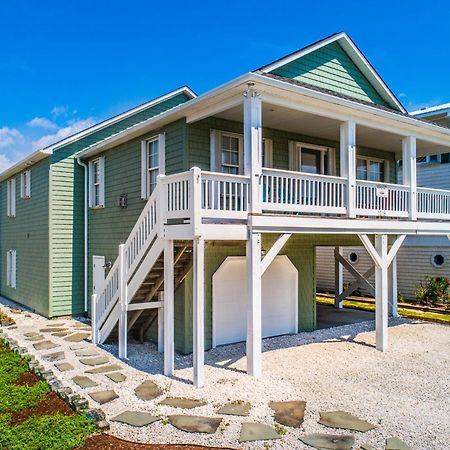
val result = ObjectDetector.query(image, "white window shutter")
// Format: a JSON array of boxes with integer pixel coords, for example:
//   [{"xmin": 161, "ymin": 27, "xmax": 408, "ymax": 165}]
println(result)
[
  {"xmin": 26, "ymin": 171, "xmax": 31, "ymax": 197},
  {"xmin": 6, "ymin": 180, "xmax": 11, "ymax": 216},
  {"xmin": 384, "ymin": 160, "xmax": 390, "ymax": 183},
  {"xmin": 158, "ymin": 133, "xmax": 166, "ymax": 176},
  {"xmin": 99, "ymin": 156, "xmax": 105, "ymax": 207},
  {"xmin": 88, "ymin": 161, "xmax": 94, "ymax": 208},
  {"xmin": 20, "ymin": 173, "xmax": 24, "ymax": 198},
  {"xmin": 141, "ymin": 140, "xmax": 148, "ymax": 199},
  {"xmin": 263, "ymin": 138, "xmax": 273, "ymax": 168},
  {"xmin": 11, "ymin": 250, "xmax": 16, "ymax": 289},
  {"xmin": 11, "ymin": 179, "xmax": 16, "ymax": 217},
  {"xmin": 6, "ymin": 251, "xmax": 10, "ymax": 287}
]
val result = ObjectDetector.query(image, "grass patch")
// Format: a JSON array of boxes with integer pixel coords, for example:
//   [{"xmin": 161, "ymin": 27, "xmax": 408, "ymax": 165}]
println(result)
[
  {"xmin": 317, "ymin": 295, "xmax": 450, "ymax": 324},
  {"xmin": 0, "ymin": 338, "xmax": 97, "ymax": 449}
]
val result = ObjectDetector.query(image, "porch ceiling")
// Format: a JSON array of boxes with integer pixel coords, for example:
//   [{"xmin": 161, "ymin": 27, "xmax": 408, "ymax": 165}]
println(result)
[{"xmin": 214, "ymin": 102, "xmax": 449, "ymax": 157}]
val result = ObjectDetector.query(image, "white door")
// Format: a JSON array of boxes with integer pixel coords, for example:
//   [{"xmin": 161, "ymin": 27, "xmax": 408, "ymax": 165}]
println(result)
[
  {"xmin": 92, "ymin": 255, "xmax": 105, "ymax": 294},
  {"xmin": 212, "ymin": 255, "xmax": 298, "ymax": 347}
]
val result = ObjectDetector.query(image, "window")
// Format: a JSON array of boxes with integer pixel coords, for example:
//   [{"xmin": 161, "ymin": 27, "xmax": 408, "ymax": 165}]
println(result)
[
  {"xmin": 356, "ymin": 156, "xmax": 387, "ymax": 182},
  {"xmin": 141, "ymin": 134, "xmax": 164, "ymax": 199},
  {"xmin": 289, "ymin": 142, "xmax": 333, "ymax": 175},
  {"xmin": 348, "ymin": 252, "xmax": 359, "ymax": 264},
  {"xmin": 88, "ymin": 157, "xmax": 105, "ymax": 208},
  {"xmin": 431, "ymin": 253, "xmax": 446, "ymax": 268},
  {"xmin": 6, "ymin": 178, "xmax": 16, "ymax": 217},
  {"xmin": 20, "ymin": 170, "xmax": 31, "ymax": 198},
  {"xmin": 6, "ymin": 250, "xmax": 16, "ymax": 289},
  {"xmin": 418, "ymin": 154, "xmax": 442, "ymax": 165}
]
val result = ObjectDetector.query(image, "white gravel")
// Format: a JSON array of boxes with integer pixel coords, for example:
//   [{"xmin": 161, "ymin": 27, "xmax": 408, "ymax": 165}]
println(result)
[{"xmin": 1, "ymin": 295, "xmax": 449, "ymax": 450}]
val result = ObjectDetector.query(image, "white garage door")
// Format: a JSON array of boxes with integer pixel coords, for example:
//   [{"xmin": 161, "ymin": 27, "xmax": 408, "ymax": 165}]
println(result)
[{"xmin": 212, "ymin": 255, "xmax": 298, "ymax": 347}]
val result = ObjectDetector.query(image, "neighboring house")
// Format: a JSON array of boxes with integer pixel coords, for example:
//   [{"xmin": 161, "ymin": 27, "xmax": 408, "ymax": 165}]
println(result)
[
  {"xmin": 317, "ymin": 104, "xmax": 450, "ymax": 300},
  {"xmin": 2, "ymin": 32, "xmax": 450, "ymax": 388}
]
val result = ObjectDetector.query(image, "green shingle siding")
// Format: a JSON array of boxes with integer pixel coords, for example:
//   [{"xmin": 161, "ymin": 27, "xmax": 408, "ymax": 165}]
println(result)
[
  {"xmin": 0, "ymin": 159, "xmax": 50, "ymax": 316},
  {"xmin": 270, "ymin": 42, "xmax": 389, "ymax": 107}
]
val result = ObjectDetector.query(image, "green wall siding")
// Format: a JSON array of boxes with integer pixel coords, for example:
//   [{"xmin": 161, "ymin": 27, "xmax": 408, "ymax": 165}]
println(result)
[
  {"xmin": 48, "ymin": 92, "xmax": 191, "ymax": 316},
  {"xmin": 270, "ymin": 42, "xmax": 390, "ymax": 108},
  {"xmin": 0, "ymin": 159, "xmax": 50, "ymax": 316}
]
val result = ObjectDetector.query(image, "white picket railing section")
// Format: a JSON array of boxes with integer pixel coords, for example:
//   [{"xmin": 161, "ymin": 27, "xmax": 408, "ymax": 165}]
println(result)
[
  {"xmin": 355, "ymin": 180, "xmax": 409, "ymax": 218},
  {"xmin": 417, "ymin": 187, "xmax": 450, "ymax": 220},
  {"xmin": 261, "ymin": 168, "xmax": 347, "ymax": 214},
  {"xmin": 161, "ymin": 172, "xmax": 192, "ymax": 221},
  {"xmin": 201, "ymin": 171, "xmax": 250, "ymax": 219}
]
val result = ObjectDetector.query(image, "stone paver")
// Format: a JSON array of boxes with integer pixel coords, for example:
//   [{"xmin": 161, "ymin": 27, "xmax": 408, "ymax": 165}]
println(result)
[
  {"xmin": 360, "ymin": 444, "xmax": 376, "ymax": 450},
  {"xmin": 299, "ymin": 433, "xmax": 354, "ymax": 450},
  {"xmin": 159, "ymin": 397, "xmax": 207, "ymax": 409},
  {"xmin": 42, "ymin": 351, "xmax": 65, "ymax": 362},
  {"xmin": 269, "ymin": 400, "xmax": 306, "ymax": 428},
  {"xmin": 89, "ymin": 390, "xmax": 119, "ymax": 405},
  {"xmin": 33, "ymin": 340, "xmax": 59, "ymax": 351},
  {"xmin": 319, "ymin": 410, "xmax": 376, "ymax": 432},
  {"xmin": 239, "ymin": 422, "xmax": 281, "ymax": 442},
  {"xmin": 72, "ymin": 375, "xmax": 98, "ymax": 388},
  {"xmin": 64, "ymin": 332, "xmax": 90, "ymax": 342},
  {"xmin": 79, "ymin": 356, "xmax": 109, "ymax": 366},
  {"xmin": 111, "ymin": 411, "xmax": 160, "ymax": 427},
  {"xmin": 134, "ymin": 380, "xmax": 163, "ymax": 401},
  {"xmin": 55, "ymin": 362, "xmax": 75, "ymax": 372},
  {"xmin": 26, "ymin": 335, "xmax": 45, "ymax": 342},
  {"xmin": 168, "ymin": 415, "xmax": 222, "ymax": 434},
  {"xmin": 24, "ymin": 331, "xmax": 40, "ymax": 337},
  {"xmin": 106, "ymin": 372, "xmax": 126, "ymax": 383},
  {"xmin": 75, "ymin": 348, "xmax": 99, "ymax": 357},
  {"xmin": 51, "ymin": 331, "xmax": 71, "ymax": 337},
  {"xmin": 40, "ymin": 328, "xmax": 67, "ymax": 333},
  {"xmin": 386, "ymin": 437, "xmax": 412, "ymax": 450},
  {"xmin": 86, "ymin": 364, "xmax": 122, "ymax": 374},
  {"xmin": 217, "ymin": 401, "xmax": 251, "ymax": 416}
]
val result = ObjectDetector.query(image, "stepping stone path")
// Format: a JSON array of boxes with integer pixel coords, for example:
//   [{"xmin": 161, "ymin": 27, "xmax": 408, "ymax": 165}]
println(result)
[
  {"xmin": 64, "ymin": 333, "xmax": 90, "ymax": 342},
  {"xmin": 239, "ymin": 422, "xmax": 281, "ymax": 442},
  {"xmin": 43, "ymin": 351, "xmax": 65, "ymax": 362},
  {"xmin": 79, "ymin": 356, "xmax": 109, "ymax": 366},
  {"xmin": 55, "ymin": 362, "xmax": 74, "ymax": 372},
  {"xmin": 111, "ymin": 411, "xmax": 160, "ymax": 427},
  {"xmin": 269, "ymin": 400, "xmax": 306, "ymax": 428},
  {"xmin": 299, "ymin": 433, "xmax": 355, "ymax": 450},
  {"xmin": 40, "ymin": 328, "xmax": 67, "ymax": 333},
  {"xmin": 217, "ymin": 401, "xmax": 251, "ymax": 416},
  {"xmin": 27, "ymin": 335, "xmax": 45, "ymax": 342},
  {"xmin": 52, "ymin": 331, "xmax": 71, "ymax": 337},
  {"xmin": 24, "ymin": 332, "xmax": 40, "ymax": 337},
  {"xmin": 89, "ymin": 390, "xmax": 119, "ymax": 405},
  {"xmin": 34, "ymin": 340, "xmax": 59, "ymax": 351},
  {"xmin": 319, "ymin": 410, "xmax": 376, "ymax": 432},
  {"xmin": 159, "ymin": 397, "xmax": 207, "ymax": 409},
  {"xmin": 86, "ymin": 364, "xmax": 122, "ymax": 374},
  {"xmin": 106, "ymin": 372, "xmax": 126, "ymax": 383},
  {"xmin": 386, "ymin": 437, "xmax": 412, "ymax": 450},
  {"xmin": 168, "ymin": 415, "xmax": 222, "ymax": 434},
  {"xmin": 75, "ymin": 348, "xmax": 99, "ymax": 357},
  {"xmin": 72, "ymin": 375, "xmax": 98, "ymax": 389},
  {"xmin": 134, "ymin": 380, "xmax": 163, "ymax": 401}
]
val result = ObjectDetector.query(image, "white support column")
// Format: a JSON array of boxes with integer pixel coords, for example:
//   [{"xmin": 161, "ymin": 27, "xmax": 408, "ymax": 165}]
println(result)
[
  {"xmin": 157, "ymin": 292, "xmax": 164, "ymax": 353},
  {"xmin": 190, "ymin": 167, "xmax": 203, "ymax": 238},
  {"xmin": 193, "ymin": 237, "xmax": 205, "ymax": 388},
  {"xmin": 244, "ymin": 84, "xmax": 263, "ymax": 214},
  {"xmin": 118, "ymin": 244, "xmax": 128, "ymax": 359},
  {"xmin": 402, "ymin": 136, "xmax": 417, "ymax": 220},
  {"xmin": 246, "ymin": 232, "xmax": 262, "ymax": 377},
  {"xmin": 163, "ymin": 240, "xmax": 174, "ymax": 376},
  {"xmin": 374, "ymin": 234, "xmax": 389, "ymax": 352},
  {"xmin": 388, "ymin": 255, "xmax": 398, "ymax": 318},
  {"xmin": 340, "ymin": 121, "xmax": 357, "ymax": 218},
  {"xmin": 334, "ymin": 246, "xmax": 344, "ymax": 308},
  {"xmin": 91, "ymin": 294, "xmax": 99, "ymax": 344}
]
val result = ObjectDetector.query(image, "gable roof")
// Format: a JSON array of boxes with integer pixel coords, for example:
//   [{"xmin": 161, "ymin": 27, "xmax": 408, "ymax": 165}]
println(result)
[
  {"xmin": 411, "ymin": 103, "xmax": 450, "ymax": 128},
  {"xmin": 256, "ymin": 32, "xmax": 406, "ymax": 113},
  {"xmin": 0, "ymin": 86, "xmax": 196, "ymax": 181}
]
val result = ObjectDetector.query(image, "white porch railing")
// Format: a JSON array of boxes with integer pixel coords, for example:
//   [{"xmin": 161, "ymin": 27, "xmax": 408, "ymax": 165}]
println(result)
[
  {"xmin": 261, "ymin": 168, "xmax": 347, "ymax": 214},
  {"xmin": 417, "ymin": 187, "xmax": 450, "ymax": 220},
  {"xmin": 355, "ymin": 180, "xmax": 410, "ymax": 218}
]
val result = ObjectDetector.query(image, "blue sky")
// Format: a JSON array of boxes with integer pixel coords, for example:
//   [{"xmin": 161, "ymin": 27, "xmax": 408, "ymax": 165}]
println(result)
[{"xmin": 0, "ymin": 0, "xmax": 449, "ymax": 171}]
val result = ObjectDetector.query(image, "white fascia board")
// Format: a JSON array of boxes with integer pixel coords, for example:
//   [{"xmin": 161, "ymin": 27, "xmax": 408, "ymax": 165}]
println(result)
[
  {"xmin": 258, "ymin": 32, "xmax": 405, "ymax": 113},
  {"xmin": 411, "ymin": 103, "xmax": 450, "ymax": 116},
  {"xmin": 78, "ymin": 74, "xmax": 252, "ymax": 159},
  {"xmin": 0, "ymin": 149, "xmax": 52, "ymax": 182},
  {"xmin": 250, "ymin": 73, "xmax": 450, "ymax": 147},
  {"xmin": 0, "ymin": 86, "xmax": 196, "ymax": 180}
]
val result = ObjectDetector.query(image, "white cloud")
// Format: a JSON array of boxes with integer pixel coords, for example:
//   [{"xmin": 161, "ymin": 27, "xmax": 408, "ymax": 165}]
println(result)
[
  {"xmin": 27, "ymin": 117, "xmax": 58, "ymax": 130},
  {"xmin": 51, "ymin": 105, "xmax": 69, "ymax": 118},
  {"xmin": 32, "ymin": 118, "xmax": 96, "ymax": 150},
  {"xmin": 0, "ymin": 153, "xmax": 18, "ymax": 172},
  {"xmin": 0, "ymin": 127, "xmax": 24, "ymax": 149}
]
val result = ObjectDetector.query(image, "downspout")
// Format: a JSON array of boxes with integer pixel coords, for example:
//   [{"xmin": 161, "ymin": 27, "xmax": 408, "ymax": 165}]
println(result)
[{"xmin": 76, "ymin": 157, "xmax": 89, "ymax": 314}]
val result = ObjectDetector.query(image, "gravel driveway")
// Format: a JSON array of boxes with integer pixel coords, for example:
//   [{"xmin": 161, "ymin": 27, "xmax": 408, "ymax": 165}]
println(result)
[{"xmin": 1, "ymin": 296, "xmax": 449, "ymax": 450}]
